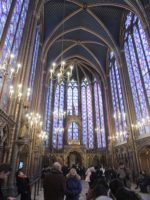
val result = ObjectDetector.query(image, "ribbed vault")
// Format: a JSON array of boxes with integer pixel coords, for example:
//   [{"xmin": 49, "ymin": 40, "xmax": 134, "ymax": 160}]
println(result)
[{"xmin": 39, "ymin": 0, "xmax": 149, "ymax": 84}]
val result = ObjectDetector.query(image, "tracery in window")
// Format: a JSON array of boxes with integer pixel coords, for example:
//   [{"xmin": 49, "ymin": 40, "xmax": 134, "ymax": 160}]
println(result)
[
  {"xmin": 94, "ymin": 81, "xmax": 106, "ymax": 148},
  {"xmin": 0, "ymin": 0, "xmax": 13, "ymax": 39},
  {"xmin": 68, "ymin": 122, "xmax": 79, "ymax": 142},
  {"xmin": 124, "ymin": 12, "xmax": 150, "ymax": 135},
  {"xmin": 29, "ymin": 28, "xmax": 40, "ymax": 99},
  {"xmin": 67, "ymin": 79, "xmax": 78, "ymax": 115},
  {"xmin": 44, "ymin": 80, "xmax": 53, "ymax": 147},
  {"xmin": 109, "ymin": 53, "xmax": 127, "ymax": 143},
  {"xmin": 81, "ymin": 79, "xmax": 94, "ymax": 149},
  {"xmin": 53, "ymin": 82, "xmax": 64, "ymax": 149}
]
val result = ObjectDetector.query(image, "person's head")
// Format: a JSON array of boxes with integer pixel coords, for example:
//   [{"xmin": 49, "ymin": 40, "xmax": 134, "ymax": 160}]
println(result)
[
  {"xmin": 16, "ymin": 170, "xmax": 25, "ymax": 177},
  {"xmin": 92, "ymin": 184, "xmax": 108, "ymax": 199},
  {"xmin": 109, "ymin": 179, "xmax": 123, "ymax": 195},
  {"xmin": 110, "ymin": 179, "xmax": 141, "ymax": 200},
  {"xmin": 69, "ymin": 168, "xmax": 77, "ymax": 177},
  {"xmin": 0, "ymin": 163, "xmax": 11, "ymax": 180},
  {"xmin": 53, "ymin": 162, "xmax": 62, "ymax": 171}
]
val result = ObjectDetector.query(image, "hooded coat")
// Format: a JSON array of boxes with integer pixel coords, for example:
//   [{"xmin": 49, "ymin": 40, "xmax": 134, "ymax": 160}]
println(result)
[{"xmin": 65, "ymin": 176, "xmax": 82, "ymax": 200}]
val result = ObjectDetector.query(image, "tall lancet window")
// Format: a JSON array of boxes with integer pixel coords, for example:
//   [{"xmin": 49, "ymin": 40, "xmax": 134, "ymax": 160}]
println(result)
[
  {"xmin": 94, "ymin": 81, "xmax": 106, "ymax": 148},
  {"xmin": 68, "ymin": 122, "xmax": 79, "ymax": 142},
  {"xmin": 29, "ymin": 28, "xmax": 40, "ymax": 93},
  {"xmin": 53, "ymin": 82, "xmax": 64, "ymax": 149},
  {"xmin": 67, "ymin": 79, "xmax": 78, "ymax": 115},
  {"xmin": 44, "ymin": 80, "xmax": 53, "ymax": 147},
  {"xmin": 109, "ymin": 53, "xmax": 127, "ymax": 143},
  {"xmin": 124, "ymin": 12, "xmax": 150, "ymax": 135},
  {"xmin": 0, "ymin": 0, "xmax": 29, "ymax": 110},
  {"xmin": 81, "ymin": 79, "xmax": 94, "ymax": 149},
  {"xmin": 0, "ymin": 0, "xmax": 13, "ymax": 39}
]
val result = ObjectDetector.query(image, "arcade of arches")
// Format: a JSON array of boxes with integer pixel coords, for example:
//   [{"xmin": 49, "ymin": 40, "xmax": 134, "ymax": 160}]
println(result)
[{"xmin": 0, "ymin": 0, "xmax": 150, "ymax": 195}]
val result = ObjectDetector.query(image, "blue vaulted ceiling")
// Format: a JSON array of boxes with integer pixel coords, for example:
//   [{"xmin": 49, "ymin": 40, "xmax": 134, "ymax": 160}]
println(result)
[{"xmin": 43, "ymin": 0, "xmax": 135, "ymax": 78}]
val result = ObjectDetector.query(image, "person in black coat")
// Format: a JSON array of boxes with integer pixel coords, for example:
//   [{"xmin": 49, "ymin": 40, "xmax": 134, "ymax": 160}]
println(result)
[
  {"xmin": 65, "ymin": 168, "xmax": 82, "ymax": 200},
  {"xmin": 43, "ymin": 162, "xmax": 66, "ymax": 200},
  {"xmin": 0, "ymin": 163, "xmax": 16, "ymax": 200},
  {"xmin": 109, "ymin": 179, "xmax": 142, "ymax": 200},
  {"xmin": 16, "ymin": 170, "xmax": 31, "ymax": 200}
]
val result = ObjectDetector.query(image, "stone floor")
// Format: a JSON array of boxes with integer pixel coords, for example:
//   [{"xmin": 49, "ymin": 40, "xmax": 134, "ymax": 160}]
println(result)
[{"xmin": 36, "ymin": 181, "xmax": 150, "ymax": 200}]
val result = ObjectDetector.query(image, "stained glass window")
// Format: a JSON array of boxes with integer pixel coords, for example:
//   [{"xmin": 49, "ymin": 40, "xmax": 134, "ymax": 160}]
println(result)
[
  {"xmin": 68, "ymin": 122, "xmax": 79, "ymax": 141},
  {"xmin": 44, "ymin": 80, "xmax": 53, "ymax": 147},
  {"xmin": 0, "ymin": 0, "xmax": 29, "ymax": 110},
  {"xmin": 94, "ymin": 81, "xmax": 106, "ymax": 148},
  {"xmin": 29, "ymin": 28, "xmax": 40, "ymax": 93},
  {"xmin": 124, "ymin": 12, "xmax": 150, "ymax": 135},
  {"xmin": 67, "ymin": 79, "xmax": 78, "ymax": 115},
  {"xmin": 53, "ymin": 82, "xmax": 64, "ymax": 149},
  {"xmin": 81, "ymin": 79, "xmax": 94, "ymax": 149},
  {"xmin": 0, "ymin": 0, "xmax": 13, "ymax": 39},
  {"xmin": 109, "ymin": 53, "xmax": 127, "ymax": 143}
]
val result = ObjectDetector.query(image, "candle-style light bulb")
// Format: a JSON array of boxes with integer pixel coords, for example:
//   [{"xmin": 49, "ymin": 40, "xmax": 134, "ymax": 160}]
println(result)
[{"xmin": 16, "ymin": 63, "xmax": 22, "ymax": 74}]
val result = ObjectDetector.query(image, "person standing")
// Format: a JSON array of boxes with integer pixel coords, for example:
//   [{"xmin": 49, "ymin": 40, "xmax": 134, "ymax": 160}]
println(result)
[
  {"xmin": 65, "ymin": 168, "xmax": 82, "ymax": 200},
  {"xmin": 43, "ymin": 162, "xmax": 66, "ymax": 200},
  {"xmin": 16, "ymin": 170, "xmax": 31, "ymax": 200},
  {"xmin": 117, "ymin": 163, "xmax": 127, "ymax": 187},
  {"xmin": 0, "ymin": 163, "xmax": 16, "ymax": 200}
]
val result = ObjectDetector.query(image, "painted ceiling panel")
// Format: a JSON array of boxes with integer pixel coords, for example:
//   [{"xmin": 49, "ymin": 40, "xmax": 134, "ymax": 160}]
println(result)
[
  {"xmin": 74, "ymin": 0, "xmax": 127, "ymax": 5},
  {"xmin": 90, "ymin": 6, "xmax": 124, "ymax": 45},
  {"xmin": 51, "ymin": 10, "xmax": 113, "ymax": 47},
  {"xmin": 83, "ymin": 43, "xmax": 107, "ymax": 68},
  {"xmin": 59, "ymin": 45, "xmax": 101, "ymax": 71},
  {"xmin": 44, "ymin": 1, "xmax": 79, "ymax": 39},
  {"xmin": 47, "ymin": 41, "xmax": 75, "ymax": 66},
  {"xmin": 63, "ymin": 29, "xmax": 104, "ymax": 44}
]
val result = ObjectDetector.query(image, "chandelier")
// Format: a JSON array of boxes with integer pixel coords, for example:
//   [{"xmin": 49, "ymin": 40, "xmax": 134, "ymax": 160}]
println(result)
[
  {"xmin": 0, "ymin": 53, "xmax": 22, "ymax": 79},
  {"xmin": 49, "ymin": 61, "xmax": 74, "ymax": 82},
  {"xmin": 48, "ymin": 0, "xmax": 74, "ymax": 83}
]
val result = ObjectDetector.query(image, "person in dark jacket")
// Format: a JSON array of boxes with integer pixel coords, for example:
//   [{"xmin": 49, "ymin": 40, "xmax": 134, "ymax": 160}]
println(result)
[
  {"xmin": 65, "ymin": 168, "xmax": 82, "ymax": 200},
  {"xmin": 43, "ymin": 162, "xmax": 66, "ymax": 200},
  {"xmin": 109, "ymin": 179, "xmax": 142, "ymax": 200},
  {"xmin": 16, "ymin": 170, "xmax": 31, "ymax": 200},
  {"xmin": 0, "ymin": 163, "xmax": 16, "ymax": 200}
]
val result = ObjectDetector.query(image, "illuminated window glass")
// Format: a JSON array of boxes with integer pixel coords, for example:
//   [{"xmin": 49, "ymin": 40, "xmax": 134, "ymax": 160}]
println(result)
[
  {"xmin": 110, "ymin": 53, "xmax": 127, "ymax": 143},
  {"xmin": 44, "ymin": 80, "xmax": 53, "ymax": 147},
  {"xmin": 68, "ymin": 122, "xmax": 79, "ymax": 141},
  {"xmin": 29, "ymin": 28, "xmax": 40, "ymax": 91},
  {"xmin": 81, "ymin": 80, "xmax": 94, "ymax": 149},
  {"xmin": 67, "ymin": 79, "xmax": 78, "ymax": 115},
  {"xmin": 94, "ymin": 81, "xmax": 106, "ymax": 148},
  {"xmin": 0, "ymin": 0, "xmax": 13, "ymax": 39},
  {"xmin": 124, "ymin": 12, "xmax": 150, "ymax": 135},
  {"xmin": 53, "ymin": 82, "xmax": 64, "ymax": 149}
]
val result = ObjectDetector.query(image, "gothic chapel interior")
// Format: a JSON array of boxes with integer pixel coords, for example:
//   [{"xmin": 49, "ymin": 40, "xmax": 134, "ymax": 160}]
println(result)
[{"xmin": 1, "ymin": 0, "xmax": 150, "ymax": 192}]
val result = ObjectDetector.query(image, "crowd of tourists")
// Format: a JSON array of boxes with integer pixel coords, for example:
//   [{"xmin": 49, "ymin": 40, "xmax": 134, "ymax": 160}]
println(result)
[
  {"xmin": 42, "ymin": 162, "xmax": 150, "ymax": 200},
  {"xmin": 0, "ymin": 162, "xmax": 150, "ymax": 200}
]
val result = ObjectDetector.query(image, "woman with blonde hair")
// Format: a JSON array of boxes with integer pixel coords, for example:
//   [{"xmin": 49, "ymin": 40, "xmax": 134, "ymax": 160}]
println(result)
[{"xmin": 65, "ymin": 168, "xmax": 82, "ymax": 200}]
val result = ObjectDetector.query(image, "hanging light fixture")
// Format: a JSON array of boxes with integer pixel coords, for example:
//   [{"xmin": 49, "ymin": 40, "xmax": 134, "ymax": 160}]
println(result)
[
  {"xmin": 49, "ymin": 0, "xmax": 74, "ymax": 83},
  {"xmin": 0, "ymin": 52, "xmax": 22, "ymax": 79}
]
